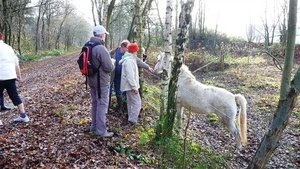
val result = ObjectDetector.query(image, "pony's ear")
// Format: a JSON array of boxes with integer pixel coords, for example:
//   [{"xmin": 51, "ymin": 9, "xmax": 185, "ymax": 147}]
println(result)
[{"xmin": 157, "ymin": 52, "xmax": 162, "ymax": 60}]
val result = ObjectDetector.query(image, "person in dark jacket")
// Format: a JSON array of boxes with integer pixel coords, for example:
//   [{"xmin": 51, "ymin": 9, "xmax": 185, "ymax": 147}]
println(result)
[{"xmin": 87, "ymin": 25, "xmax": 115, "ymax": 138}]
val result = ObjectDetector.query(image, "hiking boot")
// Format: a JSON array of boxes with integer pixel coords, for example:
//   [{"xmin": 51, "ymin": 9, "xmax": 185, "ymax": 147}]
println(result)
[
  {"xmin": 128, "ymin": 121, "xmax": 140, "ymax": 126},
  {"xmin": 13, "ymin": 115, "xmax": 29, "ymax": 122},
  {"xmin": 1, "ymin": 106, "xmax": 11, "ymax": 111},
  {"xmin": 97, "ymin": 131, "xmax": 114, "ymax": 138},
  {"xmin": 0, "ymin": 120, "xmax": 3, "ymax": 126}
]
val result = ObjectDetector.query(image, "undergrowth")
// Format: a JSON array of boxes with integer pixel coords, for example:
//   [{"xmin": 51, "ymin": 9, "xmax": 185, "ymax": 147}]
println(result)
[{"xmin": 154, "ymin": 137, "xmax": 228, "ymax": 168}]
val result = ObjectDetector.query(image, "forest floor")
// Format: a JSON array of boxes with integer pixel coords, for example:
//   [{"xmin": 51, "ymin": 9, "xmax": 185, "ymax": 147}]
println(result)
[{"xmin": 0, "ymin": 52, "xmax": 299, "ymax": 168}]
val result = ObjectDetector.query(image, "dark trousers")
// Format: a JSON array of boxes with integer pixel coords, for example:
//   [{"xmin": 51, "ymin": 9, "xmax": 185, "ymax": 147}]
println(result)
[
  {"xmin": 0, "ymin": 79, "xmax": 22, "ymax": 106},
  {"xmin": 110, "ymin": 75, "xmax": 124, "ymax": 97}
]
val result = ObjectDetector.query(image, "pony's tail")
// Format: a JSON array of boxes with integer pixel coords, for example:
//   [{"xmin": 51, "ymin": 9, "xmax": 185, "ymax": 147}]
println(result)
[{"xmin": 235, "ymin": 94, "xmax": 247, "ymax": 146}]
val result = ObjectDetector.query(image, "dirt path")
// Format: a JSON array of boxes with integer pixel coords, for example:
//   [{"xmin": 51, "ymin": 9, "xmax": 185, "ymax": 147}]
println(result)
[{"xmin": 0, "ymin": 53, "xmax": 153, "ymax": 168}]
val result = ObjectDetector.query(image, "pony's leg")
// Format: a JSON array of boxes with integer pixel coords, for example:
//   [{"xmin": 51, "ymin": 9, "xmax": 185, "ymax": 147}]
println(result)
[
  {"xmin": 226, "ymin": 120, "xmax": 242, "ymax": 150},
  {"xmin": 176, "ymin": 104, "xmax": 184, "ymax": 131}
]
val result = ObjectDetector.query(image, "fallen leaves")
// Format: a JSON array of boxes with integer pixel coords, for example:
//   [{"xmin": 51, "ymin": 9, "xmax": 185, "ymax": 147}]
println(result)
[{"xmin": 0, "ymin": 54, "xmax": 299, "ymax": 168}]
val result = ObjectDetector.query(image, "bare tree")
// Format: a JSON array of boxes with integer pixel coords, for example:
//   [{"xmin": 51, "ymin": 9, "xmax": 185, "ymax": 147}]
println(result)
[
  {"xmin": 154, "ymin": 0, "xmax": 164, "ymax": 42},
  {"xmin": 105, "ymin": 0, "xmax": 116, "ymax": 48},
  {"xmin": 35, "ymin": 0, "xmax": 45, "ymax": 54},
  {"xmin": 141, "ymin": 0, "xmax": 154, "ymax": 51},
  {"xmin": 255, "ymin": 0, "xmax": 281, "ymax": 48},
  {"xmin": 55, "ymin": 2, "xmax": 74, "ymax": 49},
  {"xmin": 155, "ymin": 0, "xmax": 173, "ymax": 139},
  {"xmin": 0, "ymin": 0, "xmax": 32, "ymax": 54},
  {"xmin": 102, "ymin": 0, "xmax": 108, "ymax": 27},
  {"xmin": 91, "ymin": 0, "xmax": 103, "ymax": 25},
  {"xmin": 156, "ymin": 0, "xmax": 195, "ymax": 140},
  {"xmin": 247, "ymin": 0, "xmax": 298, "ymax": 168},
  {"xmin": 279, "ymin": 0, "xmax": 289, "ymax": 54},
  {"xmin": 90, "ymin": 0, "xmax": 97, "ymax": 25},
  {"xmin": 246, "ymin": 23, "xmax": 256, "ymax": 43}
]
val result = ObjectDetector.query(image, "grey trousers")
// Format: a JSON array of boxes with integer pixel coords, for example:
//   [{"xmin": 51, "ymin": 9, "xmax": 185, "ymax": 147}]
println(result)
[
  {"xmin": 126, "ymin": 90, "xmax": 141, "ymax": 123},
  {"xmin": 90, "ymin": 85, "xmax": 110, "ymax": 135}
]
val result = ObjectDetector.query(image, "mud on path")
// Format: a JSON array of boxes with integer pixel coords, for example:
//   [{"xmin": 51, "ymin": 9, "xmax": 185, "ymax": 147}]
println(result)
[{"xmin": 0, "ymin": 53, "xmax": 299, "ymax": 168}]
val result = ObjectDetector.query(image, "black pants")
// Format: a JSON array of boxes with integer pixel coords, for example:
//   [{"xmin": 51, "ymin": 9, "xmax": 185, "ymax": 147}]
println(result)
[{"xmin": 0, "ymin": 79, "xmax": 22, "ymax": 106}]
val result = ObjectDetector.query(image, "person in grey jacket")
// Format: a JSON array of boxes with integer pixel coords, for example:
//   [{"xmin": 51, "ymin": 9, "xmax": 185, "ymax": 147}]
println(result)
[
  {"xmin": 119, "ymin": 43, "xmax": 141, "ymax": 125},
  {"xmin": 87, "ymin": 25, "xmax": 115, "ymax": 138},
  {"xmin": 110, "ymin": 40, "xmax": 154, "ymax": 114}
]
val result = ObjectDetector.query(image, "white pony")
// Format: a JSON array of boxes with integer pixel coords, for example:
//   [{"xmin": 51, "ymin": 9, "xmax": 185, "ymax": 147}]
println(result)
[{"xmin": 154, "ymin": 52, "xmax": 247, "ymax": 150}]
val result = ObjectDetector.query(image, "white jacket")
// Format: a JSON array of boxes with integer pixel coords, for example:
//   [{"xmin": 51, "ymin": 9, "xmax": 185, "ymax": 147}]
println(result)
[
  {"xmin": 119, "ymin": 53, "xmax": 140, "ymax": 92},
  {"xmin": 0, "ymin": 40, "xmax": 19, "ymax": 80}
]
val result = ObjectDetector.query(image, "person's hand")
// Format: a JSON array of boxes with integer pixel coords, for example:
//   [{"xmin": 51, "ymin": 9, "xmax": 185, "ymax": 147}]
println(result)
[
  {"xmin": 110, "ymin": 48, "xmax": 117, "ymax": 55},
  {"xmin": 134, "ymin": 89, "xmax": 139, "ymax": 94},
  {"xmin": 148, "ymin": 67, "xmax": 154, "ymax": 73},
  {"xmin": 17, "ymin": 75, "xmax": 22, "ymax": 82},
  {"xmin": 111, "ymin": 58, "xmax": 116, "ymax": 64}
]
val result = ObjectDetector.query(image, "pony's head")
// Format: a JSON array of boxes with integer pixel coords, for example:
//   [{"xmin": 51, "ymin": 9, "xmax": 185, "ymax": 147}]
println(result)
[
  {"xmin": 180, "ymin": 64, "xmax": 196, "ymax": 79},
  {"xmin": 154, "ymin": 52, "xmax": 174, "ymax": 74},
  {"xmin": 154, "ymin": 52, "xmax": 164, "ymax": 74}
]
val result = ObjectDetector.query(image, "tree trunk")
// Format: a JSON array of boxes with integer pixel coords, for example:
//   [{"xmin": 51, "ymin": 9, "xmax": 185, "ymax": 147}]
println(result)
[
  {"xmin": 35, "ymin": 0, "xmax": 44, "ymax": 54},
  {"xmin": 279, "ymin": 0, "xmax": 297, "ymax": 100},
  {"xmin": 102, "ymin": 0, "xmax": 108, "ymax": 27},
  {"xmin": 91, "ymin": 0, "xmax": 97, "ymax": 26},
  {"xmin": 154, "ymin": 0, "xmax": 164, "ymax": 43},
  {"xmin": 105, "ymin": 0, "xmax": 116, "ymax": 48},
  {"xmin": 247, "ymin": 68, "xmax": 300, "ymax": 168},
  {"xmin": 55, "ymin": 4, "xmax": 73, "ymax": 49},
  {"xmin": 141, "ymin": 0, "xmax": 154, "ymax": 51},
  {"xmin": 155, "ymin": 0, "xmax": 173, "ymax": 139},
  {"xmin": 135, "ymin": 0, "xmax": 143, "ymax": 98},
  {"xmin": 247, "ymin": 0, "xmax": 298, "ymax": 168},
  {"xmin": 158, "ymin": 0, "xmax": 195, "ymax": 140}
]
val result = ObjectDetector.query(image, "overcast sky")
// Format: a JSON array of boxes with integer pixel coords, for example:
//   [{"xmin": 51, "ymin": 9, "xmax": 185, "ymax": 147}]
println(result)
[
  {"xmin": 72, "ymin": 0, "xmax": 299, "ymax": 41},
  {"xmin": 202, "ymin": 0, "xmax": 289, "ymax": 38}
]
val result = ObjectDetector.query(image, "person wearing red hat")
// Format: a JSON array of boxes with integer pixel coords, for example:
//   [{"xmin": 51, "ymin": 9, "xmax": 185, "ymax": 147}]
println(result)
[
  {"xmin": 119, "ymin": 43, "xmax": 141, "ymax": 125},
  {"xmin": 109, "ymin": 40, "xmax": 154, "ymax": 115},
  {"xmin": 0, "ymin": 31, "xmax": 29, "ymax": 125}
]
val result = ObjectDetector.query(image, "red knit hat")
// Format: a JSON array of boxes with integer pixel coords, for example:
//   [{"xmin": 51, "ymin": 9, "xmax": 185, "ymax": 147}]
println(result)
[{"xmin": 127, "ymin": 43, "xmax": 139, "ymax": 53}]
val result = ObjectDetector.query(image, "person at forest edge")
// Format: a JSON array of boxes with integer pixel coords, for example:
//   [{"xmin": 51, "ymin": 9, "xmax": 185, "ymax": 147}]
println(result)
[
  {"xmin": 109, "ymin": 40, "xmax": 154, "ymax": 114},
  {"xmin": 87, "ymin": 25, "xmax": 115, "ymax": 138},
  {"xmin": 0, "ymin": 31, "xmax": 29, "ymax": 125},
  {"xmin": 119, "ymin": 43, "xmax": 142, "ymax": 125}
]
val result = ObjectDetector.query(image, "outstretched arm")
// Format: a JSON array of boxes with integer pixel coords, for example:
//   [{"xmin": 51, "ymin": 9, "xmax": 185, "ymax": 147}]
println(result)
[{"xmin": 136, "ymin": 57, "xmax": 154, "ymax": 73}]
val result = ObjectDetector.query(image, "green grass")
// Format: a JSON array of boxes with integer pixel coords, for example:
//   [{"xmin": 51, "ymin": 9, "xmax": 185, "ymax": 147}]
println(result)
[{"xmin": 156, "ymin": 137, "xmax": 228, "ymax": 168}]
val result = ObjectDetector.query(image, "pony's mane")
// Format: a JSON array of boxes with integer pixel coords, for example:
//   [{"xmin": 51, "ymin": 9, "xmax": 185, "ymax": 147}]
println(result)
[{"xmin": 180, "ymin": 64, "xmax": 195, "ymax": 79}]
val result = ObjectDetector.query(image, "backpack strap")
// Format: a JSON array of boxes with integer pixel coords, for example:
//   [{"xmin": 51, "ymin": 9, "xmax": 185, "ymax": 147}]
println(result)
[
  {"xmin": 97, "ymin": 66, "xmax": 101, "ymax": 99},
  {"xmin": 88, "ymin": 41, "xmax": 101, "ymax": 67}
]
